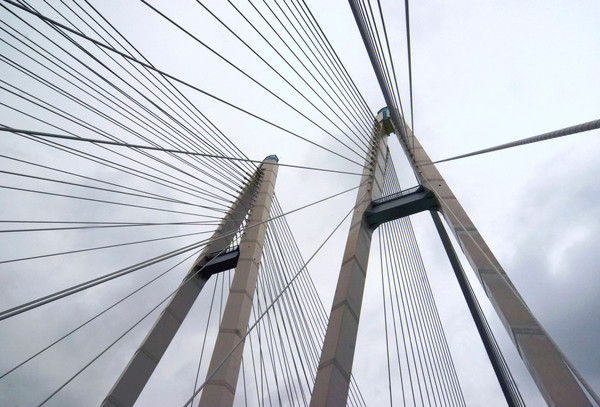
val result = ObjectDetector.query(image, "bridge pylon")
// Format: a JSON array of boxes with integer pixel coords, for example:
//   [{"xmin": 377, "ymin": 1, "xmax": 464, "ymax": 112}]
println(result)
[
  {"xmin": 344, "ymin": 0, "xmax": 598, "ymax": 403},
  {"xmin": 102, "ymin": 156, "xmax": 278, "ymax": 407}
]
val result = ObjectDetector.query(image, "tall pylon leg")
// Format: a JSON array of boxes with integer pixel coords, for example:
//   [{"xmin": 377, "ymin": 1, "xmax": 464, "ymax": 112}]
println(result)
[
  {"xmin": 101, "ymin": 166, "xmax": 263, "ymax": 407},
  {"xmin": 310, "ymin": 130, "xmax": 388, "ymax": 407},
  {"xmin": 399, "ymin": 126, "xmax": 593, "ymax": 406},
  {"xmin": 198, "ymin": 157, "xmax": 278, "ymax": 407},
  {"xmin": 431, "ymin": 210, "xmax": 519, "ymax": 406}
]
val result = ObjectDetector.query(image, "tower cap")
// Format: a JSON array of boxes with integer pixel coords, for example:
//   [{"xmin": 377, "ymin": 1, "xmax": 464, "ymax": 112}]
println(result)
[{"xmin": 264, "ymin": 154, "xmax": 279, "ymax": 163}]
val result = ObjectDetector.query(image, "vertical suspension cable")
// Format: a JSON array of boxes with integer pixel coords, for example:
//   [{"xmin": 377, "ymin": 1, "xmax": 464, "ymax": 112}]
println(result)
[{"xmin": 376, "ymin": 155, "xmax": 467, "ymax": 406}]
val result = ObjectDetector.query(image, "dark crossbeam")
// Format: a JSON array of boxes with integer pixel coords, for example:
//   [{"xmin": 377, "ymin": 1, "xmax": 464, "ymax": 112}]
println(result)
[
  {"xmin": 196, "ymin": 246, "xmax": 241, "ymax": 279},
  {"xmin": 365, "ymin": 185, "xmax": 437, "ymax": 228}
]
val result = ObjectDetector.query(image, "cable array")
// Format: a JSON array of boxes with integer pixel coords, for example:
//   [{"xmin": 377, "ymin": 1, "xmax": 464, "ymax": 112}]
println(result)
[
  {"xmin": 0, "ymin": 0, "xmax": 553, "ymax": 405},
  {"xmin": 0, "ymin": 0, "xmax": 381, "ymax": 404},
  {"xmin": 239, "ymin": 198, "xmax": 366, "ymax": 406},
  {"xmin": 349, "ymin": 0, "xmax": 414, "ymax": 148},
  {"xmin": 0, "ymin": 0, "xmax": 379, "ymax": 304},
  {"xmin": 0, "ymin": 175, "xmax": 368, "ymax": 405},
  {"xmin": 2, "ymin": 0, "xmax": 382, "ymax": 167},
  {"xmin": 184, "ymin": 197, "xmax": 368, "ymax": 407},
  {"xmin": 377, "ymin": 153, "xmax": 466, "ymax": 406}
]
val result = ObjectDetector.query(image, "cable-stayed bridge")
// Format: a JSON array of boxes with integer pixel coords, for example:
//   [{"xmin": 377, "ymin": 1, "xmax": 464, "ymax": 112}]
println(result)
[{"xmin": 1, "ymin": 1, "xmax": 599, "ymax": 406}]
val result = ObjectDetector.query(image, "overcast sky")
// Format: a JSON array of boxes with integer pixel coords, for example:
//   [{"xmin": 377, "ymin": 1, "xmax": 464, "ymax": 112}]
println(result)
[{"xmin": 1, "ymin": 0, "xmax": 599, "ymax": 406}]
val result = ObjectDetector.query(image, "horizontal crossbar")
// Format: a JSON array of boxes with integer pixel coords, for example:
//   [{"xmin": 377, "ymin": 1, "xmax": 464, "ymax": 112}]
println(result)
[
  {"xmin": 365, "ymin": 186, "xmax": 437, "ymax": 228},
  {"xmin": 196, "ymin": 246, "xmax": 240, "ymax": 279}
]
